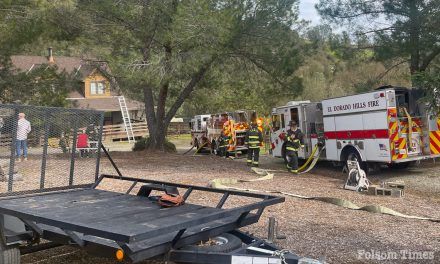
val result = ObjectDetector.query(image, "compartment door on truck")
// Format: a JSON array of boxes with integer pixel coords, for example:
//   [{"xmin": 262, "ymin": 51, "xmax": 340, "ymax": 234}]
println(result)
[
  {"xmin": 362, "ymin": 111, "xmax": 390, "ymax": 162},
  {"xmin": 323, "ymin": 115, "xmax": 338, "ymax": 160},
  {"xmin": 334, "ymin": 114, "xmax": 366, "ymax": 161}
]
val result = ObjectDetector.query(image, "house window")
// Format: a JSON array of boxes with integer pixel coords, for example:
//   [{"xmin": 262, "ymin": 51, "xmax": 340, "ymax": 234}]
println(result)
[{"xmin": 90, "ymin": 81, "xmax": 106, "ymax": 95}]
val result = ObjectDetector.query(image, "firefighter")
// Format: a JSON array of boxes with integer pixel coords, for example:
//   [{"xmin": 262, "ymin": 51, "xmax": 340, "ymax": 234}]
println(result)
[
  {"xmin": 217, "ymin": 131, "xmax": 229, "ymax": 158},
  {"xmin": 285, "ymin": 120, "xmax": 304, "ymax": 173},
  {"xmin": 245, "ymin": 123, "xmax": 263, "ymax": 167}
]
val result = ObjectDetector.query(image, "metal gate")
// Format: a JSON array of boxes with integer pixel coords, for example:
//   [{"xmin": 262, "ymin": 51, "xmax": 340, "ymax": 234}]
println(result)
[{"xmin": 0, "ymin": 104, "xmax": 104, "ymax": 196}]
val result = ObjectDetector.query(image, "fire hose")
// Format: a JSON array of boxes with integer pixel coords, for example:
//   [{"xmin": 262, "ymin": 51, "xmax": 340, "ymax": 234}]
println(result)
[
  {"xmin": 183, "ymin": 142, "xmax": 208, "ymax": 155},
  {"xmin": 209, "ymin": 168, "xmax": 440, "ymax": 223},
  {"xmin": 182, "ymin": 145, "xmax": 195, "ymax": 155},
  {"xmin": 193, "ymin": 142, "xmax": 209, "ymax": 155},
  {"xmin": 296, "ymin": 145, "xmax": 325, "ymax": 174}
]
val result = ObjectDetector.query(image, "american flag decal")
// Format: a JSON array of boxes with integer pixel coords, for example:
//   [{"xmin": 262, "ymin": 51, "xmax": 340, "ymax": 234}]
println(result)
[{"xmin": 379, "ymin": 143, "xmax": 387, "ymax": 151}]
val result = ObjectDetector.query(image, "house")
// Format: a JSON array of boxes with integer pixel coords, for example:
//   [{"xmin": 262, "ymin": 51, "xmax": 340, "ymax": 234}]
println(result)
[{"xmin": 10, "ymin": 48, "xmax": 144, "ymax": 126}]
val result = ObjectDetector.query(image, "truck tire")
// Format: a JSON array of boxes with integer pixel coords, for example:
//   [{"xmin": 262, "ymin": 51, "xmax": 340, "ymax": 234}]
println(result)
[
  {"xmin": 179, "ymin": 233, "xmax": 242, "ymax": 253},
  {"xmin": 0, "ymin": 239, "xmax": 20, "ymax": 264}
]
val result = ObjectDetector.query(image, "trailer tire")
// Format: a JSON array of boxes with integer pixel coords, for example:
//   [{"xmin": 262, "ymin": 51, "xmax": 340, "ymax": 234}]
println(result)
[
  {"xmin": 180, "ymin": 233, "xmax": 242, "ymax": 253},
  {"xmin": 0, "ymin": 239, "xmax": 20, "ymax": 264}
]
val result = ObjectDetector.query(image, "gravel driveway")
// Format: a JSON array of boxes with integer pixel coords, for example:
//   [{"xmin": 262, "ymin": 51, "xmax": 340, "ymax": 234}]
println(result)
[{"xmin": 21, "ymin": 149, "xmax": 439, "ymax": 264}]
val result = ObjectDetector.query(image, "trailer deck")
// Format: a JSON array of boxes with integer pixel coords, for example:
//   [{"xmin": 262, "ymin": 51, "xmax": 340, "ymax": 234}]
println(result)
[{"xmin": 0, "ymin": 175, "xmax": 284, "ymax": 262}]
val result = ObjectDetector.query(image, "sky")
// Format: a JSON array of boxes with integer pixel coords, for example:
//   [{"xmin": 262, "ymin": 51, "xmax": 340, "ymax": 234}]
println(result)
[{"xmin": 298, "ymin": 0, "xmax": 321, "ymax": 26}]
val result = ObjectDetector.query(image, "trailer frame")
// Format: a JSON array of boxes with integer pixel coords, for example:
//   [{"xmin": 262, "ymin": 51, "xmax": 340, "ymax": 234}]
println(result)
[{"xmin": 0, "ymin": 174, "xmax": 296, "ymax": 263}]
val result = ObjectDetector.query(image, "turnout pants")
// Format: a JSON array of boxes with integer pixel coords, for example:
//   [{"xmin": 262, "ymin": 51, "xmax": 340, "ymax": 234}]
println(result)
[
  {"xmin": 218, "ymin": 146, "xmax": 227, "ymax": 157},
  {"xmin": 247, "ymin": 147, "xmax": 260, "ymax": 166},
  {"xmin": 287, "ymin": 151, "xmax": 298, "ymax": 172}
]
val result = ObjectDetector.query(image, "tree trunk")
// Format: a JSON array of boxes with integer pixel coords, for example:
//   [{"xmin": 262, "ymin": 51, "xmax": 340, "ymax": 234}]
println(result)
[
  {"xmin": 142, "ymin": 57, "xmax": 215, "ymax": 151},
  {"xmin": 408, "ymin": 0, "xmax": 421, "ymax": 85}
]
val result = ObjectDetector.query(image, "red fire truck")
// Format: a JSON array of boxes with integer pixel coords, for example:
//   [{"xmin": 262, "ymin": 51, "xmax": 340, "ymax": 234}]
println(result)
[{"xmin": 271, "ymin": 86, "xmax": 440, "ymax": 169}]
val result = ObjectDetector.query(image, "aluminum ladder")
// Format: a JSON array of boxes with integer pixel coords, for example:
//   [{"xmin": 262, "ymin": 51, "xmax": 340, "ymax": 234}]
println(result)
[{"xmin": 117, "ymin": 96, "xmax": 135, "ymax": 143}]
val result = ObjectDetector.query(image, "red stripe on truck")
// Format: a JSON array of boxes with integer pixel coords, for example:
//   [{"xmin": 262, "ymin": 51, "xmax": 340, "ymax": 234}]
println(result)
[{"xmin": 324, "ymin": 129, "xmax": 388, "ymax": 140}]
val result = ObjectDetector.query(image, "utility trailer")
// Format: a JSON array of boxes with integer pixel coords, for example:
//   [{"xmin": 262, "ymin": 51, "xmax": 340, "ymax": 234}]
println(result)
[
  {"xmin": 0, "ymin": 175, "xmax": 309, "ymax": 263},
  {"xmin": 0, "ymin": 104, "xmax": 317, "ymax": 264}
]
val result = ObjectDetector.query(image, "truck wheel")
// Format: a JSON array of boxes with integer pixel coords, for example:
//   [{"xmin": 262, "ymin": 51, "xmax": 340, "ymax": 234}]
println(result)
[
  {"xmin": 179, "ymin": 233, "xmax": 242, "ymax": 253},
  {"xmin": 0, "ymin": 239, "xmax": 20, "ymax": 264}
]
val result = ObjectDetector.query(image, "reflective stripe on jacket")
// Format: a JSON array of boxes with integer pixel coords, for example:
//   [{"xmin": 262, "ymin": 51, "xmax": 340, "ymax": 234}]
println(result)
[
  {"xmin": 285, "ymin": 128, "xmax": 303, "ymax": 152},
  {"xmin": 245, "ymin": 128, "xmax": 263, "ymax": 149}
]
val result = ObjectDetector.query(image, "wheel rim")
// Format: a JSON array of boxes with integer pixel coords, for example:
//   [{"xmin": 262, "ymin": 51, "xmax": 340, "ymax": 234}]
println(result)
[{"xmin": 212, "ymin": 236, "xmax": 228, "ymax": 246}]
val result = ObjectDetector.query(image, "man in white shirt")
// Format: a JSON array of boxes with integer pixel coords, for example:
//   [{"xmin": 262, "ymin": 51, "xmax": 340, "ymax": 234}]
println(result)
[{"xmin": 16, "ymin": 113, "xmax": 31, "ymax": 162}]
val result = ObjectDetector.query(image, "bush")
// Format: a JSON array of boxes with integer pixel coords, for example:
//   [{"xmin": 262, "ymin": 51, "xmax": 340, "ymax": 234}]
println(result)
[{"xmin": 132, "ymin": 137, "xmax": 177, "ymax": 152}]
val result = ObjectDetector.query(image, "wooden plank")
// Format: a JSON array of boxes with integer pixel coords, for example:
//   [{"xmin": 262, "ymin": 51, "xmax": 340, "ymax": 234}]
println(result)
[
  {"xmin": 46, "ymin": 196, "xmax": 162, "ymax": 222},
  {"xmin": 35, "ymin": 194, "xmax": 144, "ymax": 218},
  {"xmin": 97, "ymin": 207, "xmax": 221, "ymax": 238},
  {"xmin": 0, "ymin": 192, "xmax": 139, "ymax": 220},
  {"xmin": 0, "ymin": 189, "xmax": 122, "ymax": 210},
  {"xmin": 94, "ymin": 203, "xmax": 207, "ymax": 227},
  {"xmin": 0, "ymin": 205, "xmax": 132, "ymax": 243}
]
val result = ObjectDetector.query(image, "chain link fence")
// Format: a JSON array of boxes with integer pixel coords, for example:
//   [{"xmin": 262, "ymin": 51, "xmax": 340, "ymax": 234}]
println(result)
[{"xmin": 0, "ymin": 104, "xmax": 104, "ymax": 195}]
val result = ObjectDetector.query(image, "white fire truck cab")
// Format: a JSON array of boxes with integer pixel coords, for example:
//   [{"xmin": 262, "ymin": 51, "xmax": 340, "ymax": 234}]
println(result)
[
  {"xmin": 190, "ymin": 114, "xmax": 211, "ymax": 149},
  {"xmin": 271, "ymin": 86, "xmax": 440, "ymax": 169}
]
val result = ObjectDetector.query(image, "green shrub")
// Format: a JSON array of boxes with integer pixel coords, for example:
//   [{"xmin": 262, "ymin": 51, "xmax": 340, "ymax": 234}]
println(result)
[{"xmin": 133, "ymin": 137, "xmax": 176, "ymax": 152}]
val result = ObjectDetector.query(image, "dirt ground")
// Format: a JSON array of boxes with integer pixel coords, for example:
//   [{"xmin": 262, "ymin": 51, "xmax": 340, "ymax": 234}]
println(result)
[{"xmin": 20, "ymin": 140, "xmax": 440, "ymax": 264}]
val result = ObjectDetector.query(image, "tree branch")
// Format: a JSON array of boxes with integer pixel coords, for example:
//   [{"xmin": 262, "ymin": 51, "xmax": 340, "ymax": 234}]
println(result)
[
  {"xmin": 375, "ymin": 59, "xmax": 409, "ymax": 81},
  {"xmin": 234, "ymin": 52, "xmax": 285, "ymax": 87},
  {"xmin": 420, "ymin": 46, "xmax": 440, "ymax": 71},
  {"xmin": 356, "ymin": 26, "xmax": 396, "ymax": 35},
  {"xmin": 164, "ymin": 57, "xmax": 216, "ymax": 124}
]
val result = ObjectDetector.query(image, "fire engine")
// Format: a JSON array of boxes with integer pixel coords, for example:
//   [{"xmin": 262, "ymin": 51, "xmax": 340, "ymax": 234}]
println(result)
[
  {"xmin": 271, "ymin": 86, "xmax": 440, "ymax": 169},
  {"xmin": 190, "ymin": 114, "xmax": 210, "ymax": 149},
  {"xmin": 190, "ymin": 110, "xmax": 261, "ymax": 154}
]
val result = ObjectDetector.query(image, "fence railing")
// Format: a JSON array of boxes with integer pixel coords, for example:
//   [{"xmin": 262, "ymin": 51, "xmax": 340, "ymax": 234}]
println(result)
[
  {"xmin": 1, "ymin": 121, "xmax": 191, "ymax": 144},
  {"xmin": 102, "ymin": 122, "xmax": 149, "ymax": 142},
  {"xmin": 0, "ymin": 104, "xmax": 104, "ymax": 195},
  {"xmin": 101, "ymin": 122, "xmax": 190, "ymax": 141}
]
